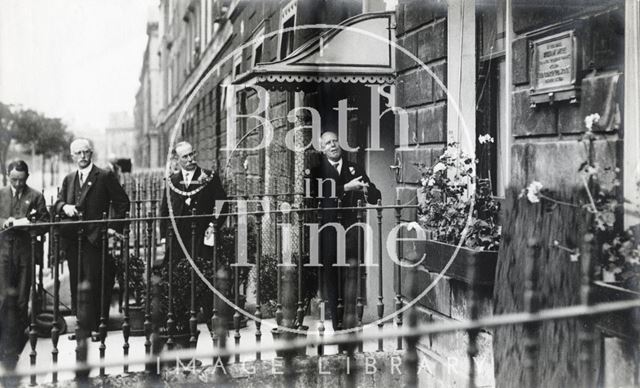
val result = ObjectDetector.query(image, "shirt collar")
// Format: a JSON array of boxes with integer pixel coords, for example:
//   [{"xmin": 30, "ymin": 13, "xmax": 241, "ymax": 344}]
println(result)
[
  {"xmin": 78, "ymin": 163, "xmax": 93, "ymax": 177},
  {"xmin": 329, "ymin": 158, "xmax": 342, "ymax": 172},
  {"xmin": 10, "ymin": 185, "xmax": 23, "ymax": 198},
  {"xmin": 182, "ymin": 168, "xmax": 195, "ymax": 178}
]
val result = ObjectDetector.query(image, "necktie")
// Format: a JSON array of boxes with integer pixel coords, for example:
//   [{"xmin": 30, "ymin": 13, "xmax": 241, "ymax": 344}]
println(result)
[
  {"xmin": 332, "ymin": 161, "xmax": 341, "ymax": 173},
  {"xmin": 11, "ymin": 191, "xmax": 20, "ymax": 216},
  {"xmin": 79, "ymin": 172, "xmax": 84, "ymax": 186}
]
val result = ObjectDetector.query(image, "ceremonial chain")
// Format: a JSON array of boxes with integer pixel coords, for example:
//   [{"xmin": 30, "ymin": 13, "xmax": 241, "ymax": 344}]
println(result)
[{"xmin": 166, "ymin": 172, "xmax": 214, "ymax": 197}]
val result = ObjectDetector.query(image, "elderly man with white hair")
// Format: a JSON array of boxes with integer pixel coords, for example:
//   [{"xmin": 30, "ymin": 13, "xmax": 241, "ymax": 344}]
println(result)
[{"xmin": 54, "ymin": 138, "xmax": 130, "ymax": 334}]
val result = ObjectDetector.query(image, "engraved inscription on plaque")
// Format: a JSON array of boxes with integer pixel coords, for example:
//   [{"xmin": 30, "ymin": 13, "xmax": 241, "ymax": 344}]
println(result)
[{"xmin": 529, "ymin": 30, "xmax": 579, "ymax": 106}]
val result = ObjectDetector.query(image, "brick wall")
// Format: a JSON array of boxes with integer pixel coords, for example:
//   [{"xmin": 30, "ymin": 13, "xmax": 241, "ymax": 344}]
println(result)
[
  {"xmin": 394, "ymin": 2, "xmax": 498, "ymax": 387},
  {"xmin": 395, "ymin": 0, "xmax": 447, "ymax": 222}
]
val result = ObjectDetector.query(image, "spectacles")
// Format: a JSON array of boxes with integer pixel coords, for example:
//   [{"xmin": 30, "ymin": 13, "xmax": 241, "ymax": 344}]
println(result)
[{"xmin": 73, "ymin": 150, "xmax": 92, "ymax": 156}]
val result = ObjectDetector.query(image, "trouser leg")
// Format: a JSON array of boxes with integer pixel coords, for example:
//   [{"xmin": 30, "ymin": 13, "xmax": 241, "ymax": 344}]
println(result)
[
  {"xmin": 16, "ymin": 259, "xmax": 32, "ymax": 342},
  {"xmin": 83, "ymin": 242, "xmax": 114, "ymax": 331},
  {"xmin": 65, "ymin": 244, "xmax": 79, "ymax": 314},
  {"xmin": 323, "ymin": 263, "xmax": 340, "ymax": 331},
  {"xmin": 0, "ymin": 242, "xmax": 13, "ymax": 363}
]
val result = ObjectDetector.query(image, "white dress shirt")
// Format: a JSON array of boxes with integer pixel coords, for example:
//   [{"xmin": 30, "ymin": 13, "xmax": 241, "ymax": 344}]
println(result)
[
  {"xmin": 182, "ymin": 169, "xmax": 195, "ymax": 187},
  {"xmin": 330, "ymin": 159, "xmax": 342, "ymax": 175},
  {"xmin": 78, "ymin": 163, "xmax": 93, "ymax": 186}
]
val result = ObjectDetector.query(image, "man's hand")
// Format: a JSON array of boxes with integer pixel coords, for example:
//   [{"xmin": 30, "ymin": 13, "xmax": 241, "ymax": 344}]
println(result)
[
  {"xmin": 62, "ymin": 204, "xmax": 78, "ymax": 218},
  {"xmin": 344, "ymin": 176, "xmax": 369, "ymax": 193},
  {"xmin": 2, "ymin": 217, "xmax": 15, "ymax": 229},
  {"xmin": 107, "ymin": 228, "xmax": 125, "ymax": 240}
]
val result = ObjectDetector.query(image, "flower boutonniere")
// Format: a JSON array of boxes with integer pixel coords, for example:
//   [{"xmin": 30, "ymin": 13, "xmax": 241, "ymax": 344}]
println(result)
[
  {"xmin": 349, "ymin": 166, "xmax": 356, "ymax": 175},
  {"xmin": 197, "ymin": 170, "xmax": 211, "ymax": 184}
]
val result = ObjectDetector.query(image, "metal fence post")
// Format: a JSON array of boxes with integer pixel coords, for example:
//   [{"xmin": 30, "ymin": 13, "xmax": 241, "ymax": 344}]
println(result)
[
  {"xmin": 255, "ymin": 208, "xmax": 263, "ymax": 361},
  {"xmin": 122, "ymin": 212, "xmax": 131, "ymax": 373},
  {"xmin": 376, "ymin": 199, "xmax": 385, "ymax": 352},
  {"xmin": 579, "ymin": 232, "xmax": 597, "ymax": 388},
  {"xmin": 99, "ymin": 212, "xmax": 108, "ymax": 377},
  {"xmin": 394, "ymin": 199, "xmax": 403, "ymax": 350},
  {"xmin": 524, "ymin": 238, "xmax": 540, "ymax": 388},
  {"xmin": 51, "ymin": 216, "xmax": 61, "ymax": 383}
]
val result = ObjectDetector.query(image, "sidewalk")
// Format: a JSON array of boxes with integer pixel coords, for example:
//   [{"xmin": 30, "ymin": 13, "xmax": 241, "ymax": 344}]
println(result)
[{"xmin": 16, "ymin": 305, "xmax": 398, "ymax": 386}]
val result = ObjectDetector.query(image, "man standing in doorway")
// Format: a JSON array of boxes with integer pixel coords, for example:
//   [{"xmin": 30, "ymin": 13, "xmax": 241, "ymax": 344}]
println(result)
[
  {"xmin": 308, "ymin": 131, "xmax": 381, "ymax": 334},
  {"xmin": 55, "ymin": 138, "xmax": 130, "ymax": 332},
  {"xmin": 0, "ymin": 160, "xmax": 48, "ymax": 367}
]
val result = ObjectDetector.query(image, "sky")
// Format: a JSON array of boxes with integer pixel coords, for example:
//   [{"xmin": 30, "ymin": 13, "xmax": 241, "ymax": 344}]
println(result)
[{"xmin": 0, "ymin": 0, "xmax": 157, "ymax": 134}]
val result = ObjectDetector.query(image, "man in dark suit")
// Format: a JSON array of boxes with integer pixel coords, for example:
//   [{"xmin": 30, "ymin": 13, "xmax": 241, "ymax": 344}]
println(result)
[
  {"xmin": 159, "ymin": 141, "xmax": 228, "ymax": 256},
  {"xmin": 307, "ymin": 131, "xmax": 381, "ymax": 333},
  {"xmin": 159, "ymin": 141, "xmax": 228, "ymax": 323},
  {"xmin": 0, "ymin": 160, "xmax": 49, "ymax": 366},
  {"xmin": 54, "ymin": 138, "xmax": 130, "ymax": 331}
]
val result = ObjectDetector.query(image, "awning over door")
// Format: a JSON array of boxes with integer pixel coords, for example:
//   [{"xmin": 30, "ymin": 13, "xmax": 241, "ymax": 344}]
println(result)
[{"xmin": 233, "ymin": 11, "xmax": 396, "ymax": 89}]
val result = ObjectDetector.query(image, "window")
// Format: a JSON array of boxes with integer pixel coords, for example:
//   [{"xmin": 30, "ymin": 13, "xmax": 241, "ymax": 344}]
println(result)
[
  {"xmin": 476, "ymin": 1, "xmax": 508, "ymax": 197},
  {"xmin": 208, "ymin": 90, "xmax": 214, "ymax": 116},
  {"xmin": 232, "ymin": 49, "xmax": 242, "ymax": 78},
  {"xmin": 278, "ymin": 0, "xmax": 297, "ymax": 59},
  {"xmin": 252, "ymin": 25, "xmax": 265, "ymax": 67}
]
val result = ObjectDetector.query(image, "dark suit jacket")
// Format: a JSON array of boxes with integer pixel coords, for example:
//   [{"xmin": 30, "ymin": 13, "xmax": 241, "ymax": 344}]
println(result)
[
  {"xmin": 160, "ymin": 167, "xmax": 228, "ymax": 256},
  {"xmin": 306, "ymin": 156, "xmax": 381, "ymax": 266},
  {"xmin": 54, "ymin": 165, "xmax": 130, "ymax": 246},
  {"xmin": 0, "ymin": 185, "xmax": 49, "ymax": 264},
  {"xmin": 308, "ymin": 156, "xmax": 381, "ymax": 225}
]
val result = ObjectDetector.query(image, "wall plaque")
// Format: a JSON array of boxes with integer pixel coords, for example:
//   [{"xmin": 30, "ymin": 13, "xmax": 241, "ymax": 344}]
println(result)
[{"xmin": 529, "ymin": 30, "xmax": 579, "ymax": 107}]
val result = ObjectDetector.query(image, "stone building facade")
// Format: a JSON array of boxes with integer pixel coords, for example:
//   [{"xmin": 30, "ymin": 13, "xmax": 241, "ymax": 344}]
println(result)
[
  {"xmin": 137, "ymin": 0, "xmax": 639, "ymax": 386},
  {"xmin": 134, "ymin": 17, "xmax": 162, "ymax": 169}
]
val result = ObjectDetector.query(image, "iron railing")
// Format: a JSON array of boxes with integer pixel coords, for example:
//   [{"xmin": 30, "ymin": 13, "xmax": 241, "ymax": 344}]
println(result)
[{"xmin": 0, "ymin": 182, "xmax": 638, "ymax": 388}]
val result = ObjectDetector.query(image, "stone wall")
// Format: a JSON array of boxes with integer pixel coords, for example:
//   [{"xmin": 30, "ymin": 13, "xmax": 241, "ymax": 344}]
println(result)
[
  {"xmin": 510, "ymin": 3, "xmax": 624, "ymax": 190},
  {"xmin": 395, "ymin": 1, "xmax": 495, "ymax": 387},
  {"xmin": 395, "ymin": 0, "xmax": 448, "ymax": 222},
  {"xmin": 494, "ymin": 2, "xmax": 627, "ymax": 388}
]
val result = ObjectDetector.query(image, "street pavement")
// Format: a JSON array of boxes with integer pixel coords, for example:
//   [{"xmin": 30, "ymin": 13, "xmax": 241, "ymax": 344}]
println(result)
[{"xmin": 15, "ymin": 304, "xmax": 397, "ymax": 385}]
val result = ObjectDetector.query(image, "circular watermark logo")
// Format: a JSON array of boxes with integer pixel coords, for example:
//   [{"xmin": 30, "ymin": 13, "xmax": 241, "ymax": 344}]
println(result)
[{"xmin": 165, "ymin": 21, "xmax": 476, "ymax": 336}]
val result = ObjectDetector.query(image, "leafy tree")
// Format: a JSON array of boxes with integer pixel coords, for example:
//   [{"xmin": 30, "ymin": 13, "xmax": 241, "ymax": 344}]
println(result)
[
  {"xmin": 11, "ymin": 107, "xmax": 73, "ymax": 187},
  {"xmin": 0, "ymin": 102, "xmax": 16, "ymax": 185}
]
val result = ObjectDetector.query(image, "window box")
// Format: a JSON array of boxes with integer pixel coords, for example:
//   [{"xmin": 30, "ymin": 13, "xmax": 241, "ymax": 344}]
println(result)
[
  {"xmin": 593, "ymin": 282, "xmax": 640, "ymax": 340},
  {"xmin": 419, "ymin": 239, "xmax": 499, "ymax": 286}
]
